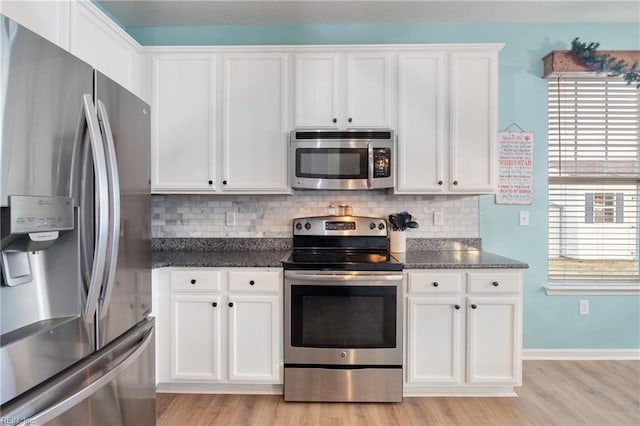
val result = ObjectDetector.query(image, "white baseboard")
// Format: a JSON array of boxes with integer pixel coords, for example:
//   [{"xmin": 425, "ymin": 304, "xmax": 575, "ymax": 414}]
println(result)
[{"xmin": 523, "ymin": 349, "xmax": 640, "ymax": 360}]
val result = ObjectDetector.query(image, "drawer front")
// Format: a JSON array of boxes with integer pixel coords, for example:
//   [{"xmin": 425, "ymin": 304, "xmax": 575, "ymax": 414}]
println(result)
[
  {"xmin": 170, "ymin": 269, "xmax": 223, "ymax": 291},
  {"xmin": 467, "ymin": 272, "xmax": 521, "ymax": 294},
  {"xmin": 228, "ymin": 270, "xmax": 280, "ymax": 293},
  {"xmin": 407, "ymin": 272, "xmax": 463, "ymax": 294}
]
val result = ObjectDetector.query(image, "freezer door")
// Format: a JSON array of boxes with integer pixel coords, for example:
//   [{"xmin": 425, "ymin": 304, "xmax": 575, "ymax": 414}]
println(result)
[
  {"xmin": 0, "ymin": 15, "xmax": 93, "ymax": 206},
  {"xmin": 0, "ymin": 319, "xmax": 155, "ymax": 426},
  {"xmin": 94, "ymin": 72, "xmax": 151, "ymax": 348}
]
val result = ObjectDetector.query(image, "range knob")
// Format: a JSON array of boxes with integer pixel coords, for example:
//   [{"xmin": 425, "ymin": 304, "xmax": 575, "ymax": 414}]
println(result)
[
  {"xmin": 378, "ymin": 222, "xmax": 385, "ymax": 230},
  {"xmin": 304, "ymin": 222, "xmax": 311, "ymax": 230},
  {"xmin": 295, "ymin": 222, "xmax": 303, "ymax": 230},
  {"xmin": 369, "ymin": 222, "xmax": 376, "ymax": 230}
]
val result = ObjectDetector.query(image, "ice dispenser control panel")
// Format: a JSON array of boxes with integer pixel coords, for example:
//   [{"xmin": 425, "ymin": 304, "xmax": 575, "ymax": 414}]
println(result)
[{"xmin": 6, "ymin": 195, "xmax": 74, "ymax": 234}]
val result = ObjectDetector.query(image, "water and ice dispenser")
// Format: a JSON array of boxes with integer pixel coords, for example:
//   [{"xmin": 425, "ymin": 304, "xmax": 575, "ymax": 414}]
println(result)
[{"xmin": 1, "ymin": 196, "xmax": 74, "ymax": 287}]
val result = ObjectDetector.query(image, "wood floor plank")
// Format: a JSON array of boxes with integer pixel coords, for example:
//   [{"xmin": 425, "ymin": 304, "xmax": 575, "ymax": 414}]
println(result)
[{"xmin": 156, "ymin": 361, "xmax": 640, "ymax": 426}]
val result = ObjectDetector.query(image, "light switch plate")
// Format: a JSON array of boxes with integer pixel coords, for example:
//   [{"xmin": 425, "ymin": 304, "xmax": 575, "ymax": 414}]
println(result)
[
  {"xmin": 519, "ymin": 211, "xmax": 530, "ymax": 226},
  {"xmin": 433, "ymin": 211, "xmax": 444, "ymax": 226},
  {"xmin": 226, "ymin": 211, "xmax": 236, "ymax": 226}
]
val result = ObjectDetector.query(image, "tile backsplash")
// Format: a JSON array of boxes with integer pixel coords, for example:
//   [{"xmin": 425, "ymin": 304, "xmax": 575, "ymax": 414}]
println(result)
[{"xmin": 152, "ymin": 192, "xmax": 479, "ymax": 238}]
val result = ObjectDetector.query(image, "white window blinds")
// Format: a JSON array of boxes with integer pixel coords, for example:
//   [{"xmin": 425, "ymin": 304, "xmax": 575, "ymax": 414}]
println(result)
[{"xmin": 548, "ymin": 77, "xmax": 639, "ymax": 281}]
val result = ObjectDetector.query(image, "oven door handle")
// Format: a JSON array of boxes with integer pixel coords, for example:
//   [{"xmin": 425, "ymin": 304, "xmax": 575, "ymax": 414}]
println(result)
[{"xmin": 285, "ymin": 272, "xmax": 403, "ymax": 282}]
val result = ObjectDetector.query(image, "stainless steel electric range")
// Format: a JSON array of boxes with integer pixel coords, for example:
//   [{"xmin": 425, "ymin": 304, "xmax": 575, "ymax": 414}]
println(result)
[{"xmin": 283, "ymin": 215, "xmax": 404, "ymax": 402}]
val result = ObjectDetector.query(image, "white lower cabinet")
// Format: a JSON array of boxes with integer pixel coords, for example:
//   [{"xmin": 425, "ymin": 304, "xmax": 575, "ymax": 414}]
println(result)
[
  {"xmin": 170, "ymin": 293, "xmax": 222, "ymax": 381},
  {"xmin": 157, "ymin": 267, "xmax": 282, "ymax": 390},
  {"xmin": 405, "ymin": 269, "xmax": 523, "ymax": 395}
]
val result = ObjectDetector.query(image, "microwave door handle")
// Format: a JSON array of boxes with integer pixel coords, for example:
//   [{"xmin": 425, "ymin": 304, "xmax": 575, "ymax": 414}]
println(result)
[
  {"xmin": 96, "ymin": 100, "xmax": 120, "ymax": 320},
  {"xmin": 367, "ymin": 143, "xmax": 374, "ymax": 188},
  {"xmin": 80, "ymin": 94, "xmax": 110, "ymax": 322}
]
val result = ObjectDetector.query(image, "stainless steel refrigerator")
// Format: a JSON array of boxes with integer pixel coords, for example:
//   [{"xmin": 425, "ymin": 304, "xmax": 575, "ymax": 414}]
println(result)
[{"xmin": 0, "ymin": 15, "xmax": 155, "ymax": 425}]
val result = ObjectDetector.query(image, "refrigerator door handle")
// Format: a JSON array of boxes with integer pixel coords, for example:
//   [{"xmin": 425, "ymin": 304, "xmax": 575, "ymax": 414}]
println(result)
[
  {"xmin": 96, "ymin": 99, "xmax": 121, "ymax": 320},
  {"xmin": 4, "ymin": 322, "xmax": 154, "ymax": 426},
  {"xmin": 79, "ymin": 94, "xmax": 110, "ymax": 322}
]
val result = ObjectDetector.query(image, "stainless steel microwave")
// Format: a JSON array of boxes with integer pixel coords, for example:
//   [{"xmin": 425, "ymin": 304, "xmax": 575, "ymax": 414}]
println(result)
[{"xmin": 290, "ymin": 129, "xmax": 395, "ymax": 190}]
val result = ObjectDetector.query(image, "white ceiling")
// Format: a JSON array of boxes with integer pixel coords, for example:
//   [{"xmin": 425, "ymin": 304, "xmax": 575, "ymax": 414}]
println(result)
[{"xmin": 96, "ymin": 0, "xmax": 640, "ymax": 26}]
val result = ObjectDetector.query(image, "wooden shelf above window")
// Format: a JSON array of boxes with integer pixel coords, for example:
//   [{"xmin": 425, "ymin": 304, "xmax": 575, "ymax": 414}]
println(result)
[{"xmin": 543, "ymin": 50, "xmax": 640, "ymax": 78}]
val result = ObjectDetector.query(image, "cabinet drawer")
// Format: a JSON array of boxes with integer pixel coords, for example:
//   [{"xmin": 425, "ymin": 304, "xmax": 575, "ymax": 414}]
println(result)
[
  {"xmin": 467, "ymin": 272, "xmax": 521, "ymax": 294},
  {"xmin": 170, "ymin": 270, "xmax": 223, "ymax": 291},
  {"xmin": 228, "ymin": 270, "xmax": 280, "ymax": 293},
  {"xmin": 407, "ymin": 272, "xmax": 463, "ymax": 294}
]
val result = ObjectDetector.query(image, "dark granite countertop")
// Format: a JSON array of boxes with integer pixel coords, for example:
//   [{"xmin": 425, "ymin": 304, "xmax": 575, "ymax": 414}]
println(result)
[
  {"xmin": 393, "ymin": 249, "xmax": 528, "ymax": 269},
  {"xmin": 152, "ymin": 238, "xmax": 527, "ymax": 269},
  {"xmin": 152, "ymin": 249, "xmax": 290, "ymax": 268}
]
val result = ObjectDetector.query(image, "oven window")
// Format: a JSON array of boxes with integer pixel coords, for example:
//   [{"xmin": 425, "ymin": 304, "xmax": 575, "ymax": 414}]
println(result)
[
  {"xmin": 296, "ymin": 148, "xmax": 368, "ymax": 179},
  {"xmin": 290, "ymin": 285, "xmax": 396, "ymax": 348}
]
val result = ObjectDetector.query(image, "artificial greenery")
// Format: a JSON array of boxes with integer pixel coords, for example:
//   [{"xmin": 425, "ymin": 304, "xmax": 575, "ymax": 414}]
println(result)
[{"xmin": 571, "ymin": 37, "xmax": 640, "ymax": 87}]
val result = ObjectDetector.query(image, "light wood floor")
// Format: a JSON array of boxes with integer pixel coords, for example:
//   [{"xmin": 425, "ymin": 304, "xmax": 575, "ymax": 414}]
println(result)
[{"xmin": 157, "ymin": 360, "xmax": 640, "ymax": 425}]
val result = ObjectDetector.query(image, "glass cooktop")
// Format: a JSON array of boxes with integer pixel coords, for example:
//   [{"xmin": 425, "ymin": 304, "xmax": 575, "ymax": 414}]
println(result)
[{"xmin": 283, "ymin": 249, "xmax": 404, "ymax": 271}]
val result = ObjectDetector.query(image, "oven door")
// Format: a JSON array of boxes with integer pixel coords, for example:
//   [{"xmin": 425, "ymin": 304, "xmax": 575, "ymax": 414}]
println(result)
[
  {"xmin": 290, "ymin": 140, "xmax": 393, "ymax": 190},
  {"xmin": 284, "ymin": 270, "xmax": 403, "ymax": 366}
]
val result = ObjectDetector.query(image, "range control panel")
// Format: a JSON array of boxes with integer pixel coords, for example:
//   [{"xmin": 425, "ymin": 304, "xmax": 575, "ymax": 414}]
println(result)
[{"xmin": 293, "ymin": 216, "xmax": 387, "ymax": 237}]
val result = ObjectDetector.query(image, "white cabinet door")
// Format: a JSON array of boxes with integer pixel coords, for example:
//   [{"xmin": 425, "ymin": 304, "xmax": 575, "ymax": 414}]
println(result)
[
  {"xmin": 69, "ymin": 1, "xmax": 139, "ymax": 94},
  {"xmin": 221, "ymin": 53, "xmax": 289, "ymax": 192},
  {"xmin": 294, "ymin": 53, "xmax": 340, "ymax": 128},
  {"xmin": 0, "ymin": 0, "xmax": 70, "ymax": 49},
  {"xmin": 396, "ymin": 52, "xmax": 446, "ymax": 193},
  {"xmin": 170, "ymin": 294, "xmax": 222, "ymax": 381},
  {"xmin": 466, "ymin": 296, "xmax": 521, "ymax": 385},
  {"xmin": 227, "ymin": 294, "xmax": 281, "ymax": 383},
  {"xmin": 449, "ymin": 51, "xmax": 497, "ymax": 193},
  {"xmin": 407, "ymin": 296, "xmax": 463, "ymax": 385},
  {"xmin": 152, "ymin": 55, "xmax": 216, "ymax": 192},
  {"xmin": 345, "ymin": 53, "xmax": 393, "ymax": 128}
]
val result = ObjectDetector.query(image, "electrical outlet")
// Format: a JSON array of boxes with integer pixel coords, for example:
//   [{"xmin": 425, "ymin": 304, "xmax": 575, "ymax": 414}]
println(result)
[
  {"xmin": 433, "ymin": 211, "xmax": 444, "ymax": 226},
  {"xmin": 579, "ymin": 300, "xmax": 589, "ymax": 315},
  {"xmin": 226, "ymin": 211, "xmax": 236, "ymax": 226},
  {"xmin": 519, "ymin": 211, "xmax": 530, "ymax": 226}
]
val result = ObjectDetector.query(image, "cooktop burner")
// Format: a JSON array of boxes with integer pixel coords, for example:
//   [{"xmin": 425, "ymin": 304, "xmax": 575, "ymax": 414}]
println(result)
[{"xmin": 283, "ymin": 215, "xmax": 404, "ymax": 272}]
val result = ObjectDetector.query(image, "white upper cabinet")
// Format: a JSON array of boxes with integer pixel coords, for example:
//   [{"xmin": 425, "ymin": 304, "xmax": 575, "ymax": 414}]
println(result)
[
  {"xmin": 345, "ymin": 53, "xmax": 394, "ymax": 128},
  {"xmin": 396, "ymin": 52, "xmax": 447, "ymax": 193},
  {"xmin": 395, "ymin": 46, "xmax": 500, "ymax": 194},
  {"xmin": 449, "ymin": 50, "xmax": 498, "ymax": 193},
  {"xmin": 0, "ymin": 1, "xmax": 144, "ymax": 99},
  {"xmin": 221, "ymin": 53, "xmax": 290, "ymax": 192},
  {"xmin": 294, "ymin": 51, "xmax": 393, "ymax": 129},
  {"xmin": 151, "ymin": 54, "xmax": 216, "ymax": 192},
  {"xmin": 69, "ymin": 1, "xmax": 142, "ymax": 96},
  {"xmin": 0, "ymin": 0, "xmax": 70, "ymax": 49},
  {"xmin": 294, "ymin": 53, "xmax": 340, "ymax": 128}
]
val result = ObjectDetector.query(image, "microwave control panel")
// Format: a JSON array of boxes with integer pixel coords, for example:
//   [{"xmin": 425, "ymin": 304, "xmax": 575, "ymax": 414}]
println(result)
[{"xmin": 373, "ymin": 148, "xmax": 391, "ymax": 178}]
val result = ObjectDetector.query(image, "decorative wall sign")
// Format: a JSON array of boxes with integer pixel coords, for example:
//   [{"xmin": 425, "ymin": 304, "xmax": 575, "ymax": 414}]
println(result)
[{"xmin": 496, "ymin": 128, "xmax": 534, "ymax": 205}]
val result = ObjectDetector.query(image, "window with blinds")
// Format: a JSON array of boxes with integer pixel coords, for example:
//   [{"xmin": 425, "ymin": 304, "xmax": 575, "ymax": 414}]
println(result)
[{"xmin": 548, "ymin": 77, "xmax": 639, "ymax": 281}]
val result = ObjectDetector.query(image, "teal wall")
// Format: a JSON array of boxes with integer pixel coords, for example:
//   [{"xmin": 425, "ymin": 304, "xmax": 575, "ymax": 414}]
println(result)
[{"xmin": 128, "ymin": 23, "xmax": 640, "ymax": 350}]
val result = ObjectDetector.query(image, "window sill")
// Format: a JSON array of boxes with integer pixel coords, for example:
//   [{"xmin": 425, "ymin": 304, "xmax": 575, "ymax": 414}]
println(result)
[{"xmin": 545, "ymin": 282, "xmax": 640, "ymax": 295}]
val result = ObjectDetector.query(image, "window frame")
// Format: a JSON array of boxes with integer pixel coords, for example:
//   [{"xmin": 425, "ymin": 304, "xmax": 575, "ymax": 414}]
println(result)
[{"xmin": 545, "ymin": 76, "xmax": 640, "ymax": 295}]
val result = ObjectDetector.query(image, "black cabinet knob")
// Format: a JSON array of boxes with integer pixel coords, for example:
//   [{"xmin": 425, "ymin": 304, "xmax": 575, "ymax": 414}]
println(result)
[
  {"xmin": 348, "ymin": 117, "xmax": 353, "ymax": 123},
  {"xmin": 212, "ymin": 302, "xmax": 217, "ymax": 307},
  {"xmin": 432, "ymin": 282, "xmax": 439, "ymax": 287},
  {"xmin": 249, "ymin": 280, "xmax": 255, "ymax": 285},
  {"xmin": 454, "ymin": 304, "xmax": 460, "ymax": 310},
  {"xmin": 492, "ymin": 281, "xmax": 499, "ymax": 287},
  {"xmin": 453, "ymin": 180, "xmax": 458, "ymax": 186},
  {"xmin": 222, "ymin": 180, "xmax": 227, "ymax": 185},
  {"xmin": 208, "ymin": 180, "xmax": 213, "ymax": 185},
  {"xmin": 332, "ymin": 118, "xmax": 337, "ymax": 123},
  {"xmin": 438, "ymin": 180, "xmax": 443, "ymax": 185},
  {"xmin": 471, "ymin": 304, "xmax": 477, "ymax": 309},
  {"xmin": 190, "ymin": 279, "xmax": 196, "ymax": 285},
  {"xmin": 228, "ymin": 302, "xmax": 234, "ymax": 307}
]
